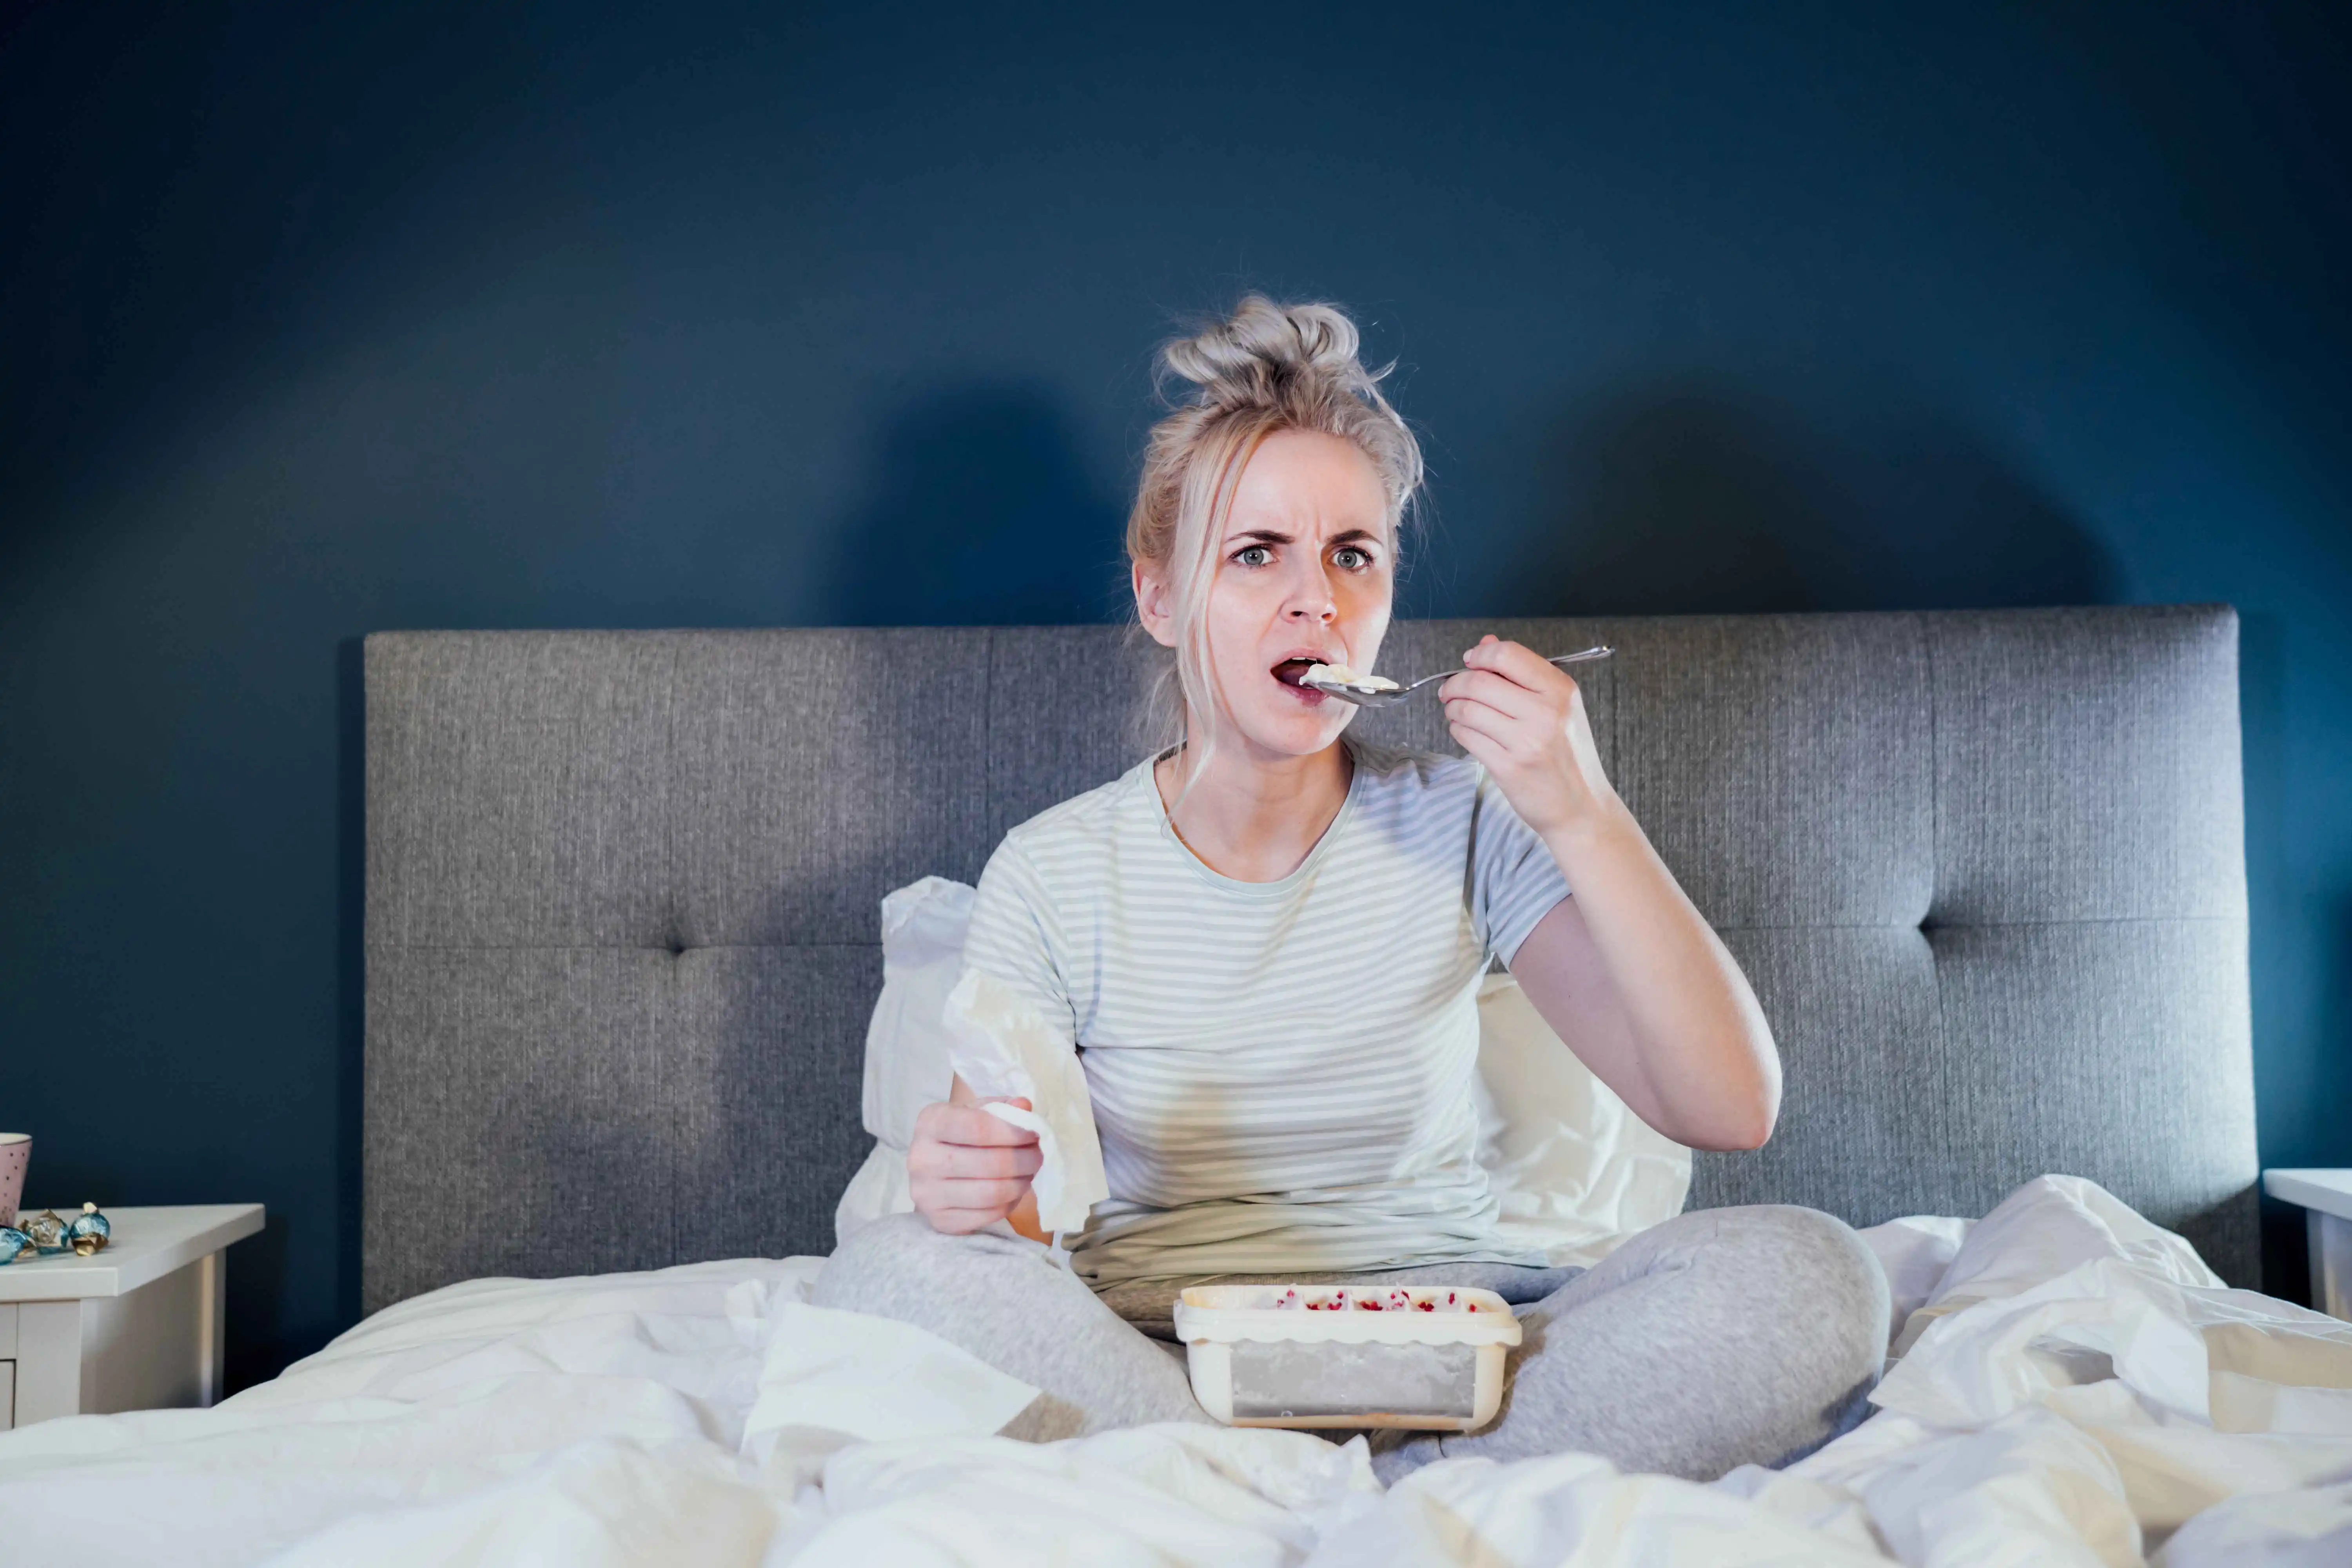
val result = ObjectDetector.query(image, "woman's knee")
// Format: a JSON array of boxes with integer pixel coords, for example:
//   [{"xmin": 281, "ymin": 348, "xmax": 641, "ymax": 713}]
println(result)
[
  {"xmin": 1653, "ymin": 1206, "xmax": 1887, "ymax": 1464},
  {"xmin": 1639, "ymin": 1205, "xmax": 1888, "ymax": 1368},
  {"xmin": 1717, "ymin": 1205, "xmax": 1889, "ymax": 1379}
]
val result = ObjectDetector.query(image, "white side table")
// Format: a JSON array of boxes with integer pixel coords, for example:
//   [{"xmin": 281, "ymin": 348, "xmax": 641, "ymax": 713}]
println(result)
[
  {"xmin": 2, "ymin": 1204, "xmax": 265, "ymax": 1428},
  {"xmin": 2262, "ymin": 1169, "xmax": 2351, "ymax": 1321}
]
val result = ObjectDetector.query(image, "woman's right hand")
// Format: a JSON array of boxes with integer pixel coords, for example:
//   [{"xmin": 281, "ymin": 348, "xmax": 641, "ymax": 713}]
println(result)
[{"xmin": 908, "ymin": 1077, "xmax": 1045, "ymax": 1235}]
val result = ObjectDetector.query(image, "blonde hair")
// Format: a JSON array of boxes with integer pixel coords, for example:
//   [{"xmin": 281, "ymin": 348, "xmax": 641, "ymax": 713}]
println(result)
[{"xmin": 1129, "ymin": 295, "xmax": 1424, "ymax": 771}]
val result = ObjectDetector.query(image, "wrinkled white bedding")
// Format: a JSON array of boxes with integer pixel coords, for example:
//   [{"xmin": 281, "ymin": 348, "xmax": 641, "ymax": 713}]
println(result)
[{"xmin": 3, "ymin": 1177, "xmax": 2345, "ymax": 1567}]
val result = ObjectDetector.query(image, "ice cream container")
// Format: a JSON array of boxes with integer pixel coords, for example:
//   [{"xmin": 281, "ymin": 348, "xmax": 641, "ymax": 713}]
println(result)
[{"xmin": 1172, "ymin": 1283, "xmax": 1523, "ymax": 1431}]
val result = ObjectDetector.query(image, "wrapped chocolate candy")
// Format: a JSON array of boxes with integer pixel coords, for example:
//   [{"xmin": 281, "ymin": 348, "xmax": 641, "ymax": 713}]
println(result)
[
  {"xmin": 22, "ymin": 1208, "xmax": 67, "ymax": 1255},
  {"xmin": 66, "ymin": 1202, "xmax": 110, "ymax": 1256},
  {"xmin": 0, "ymin": 1225, "xmax": 33, "ymax": 1265}
]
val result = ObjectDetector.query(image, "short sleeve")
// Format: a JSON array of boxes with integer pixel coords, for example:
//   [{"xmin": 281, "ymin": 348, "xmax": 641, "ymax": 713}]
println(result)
[
  {"xmin": 1468, "ymin": 772, "xmax": 1572, "ymax": 965},
  {"xmin": 959, "ymin": 838, "xmax": 1080, "ymax": 1043}
]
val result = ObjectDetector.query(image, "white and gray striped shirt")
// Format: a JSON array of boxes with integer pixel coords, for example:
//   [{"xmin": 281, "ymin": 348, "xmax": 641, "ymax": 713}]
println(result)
[{"xmin": 962, "ymin": 740, "xmax": 1572, "ymax": 1286}]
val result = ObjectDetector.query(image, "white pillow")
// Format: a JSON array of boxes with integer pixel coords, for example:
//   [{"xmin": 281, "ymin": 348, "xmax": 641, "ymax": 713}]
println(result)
[
  {"xmin": 834, "ymin": 877, "xmax": 971, "ymax": 1247},
  {"xmin": 858, "ymin": 875, "xmax": 973, "ymax": 1149},
  {"xmin": 835, "ymin": 877, "xmax": 1692, "ymax": 1264},
  {"xmin": 1469, "ymin": 971, "xmax": 1692, "ymax": 1266}
]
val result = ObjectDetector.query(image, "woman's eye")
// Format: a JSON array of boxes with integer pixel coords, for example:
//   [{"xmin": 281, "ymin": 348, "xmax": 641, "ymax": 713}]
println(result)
[
  {"xmin": 1333, "ymin": 547, "xmax": 1373, "ymax": 570},
  {"xmin": 1234, "ymin": 545, "xmax": 1272, "ymax": 568}
]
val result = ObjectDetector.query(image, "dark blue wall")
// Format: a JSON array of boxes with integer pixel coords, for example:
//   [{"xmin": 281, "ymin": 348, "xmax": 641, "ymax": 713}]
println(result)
[{"xmin": 5, "ymin": 2, "xmax": 2346, "ymax": 1385}]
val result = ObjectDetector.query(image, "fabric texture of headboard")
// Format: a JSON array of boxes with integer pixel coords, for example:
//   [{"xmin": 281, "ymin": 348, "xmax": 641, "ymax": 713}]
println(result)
[{"xmin": 363, "ymin": 607, "xmax": 2257, "ymax": 1313}]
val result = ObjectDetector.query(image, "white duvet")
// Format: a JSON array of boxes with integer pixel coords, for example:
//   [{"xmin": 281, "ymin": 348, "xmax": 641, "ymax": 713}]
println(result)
[{"xmin": 3, "ymin": 1176, "xmax": 2345, "ymax": 1567}]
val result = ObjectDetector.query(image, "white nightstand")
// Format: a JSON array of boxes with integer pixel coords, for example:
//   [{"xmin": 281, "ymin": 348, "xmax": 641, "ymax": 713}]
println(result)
[
  {"xmin": 2262, "ymin": 1169, "xmax": 2351, "ymax": 1322},
  {"xmin": 2, "ymin": 1204, "xmax": 265, "ymax": 1428}
]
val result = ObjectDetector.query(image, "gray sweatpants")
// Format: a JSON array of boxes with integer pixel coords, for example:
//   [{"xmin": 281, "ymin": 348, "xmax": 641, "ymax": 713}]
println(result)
[{"xmin": 812, "ymin": 1205, "xmax": 1889, "ymax": 1482}]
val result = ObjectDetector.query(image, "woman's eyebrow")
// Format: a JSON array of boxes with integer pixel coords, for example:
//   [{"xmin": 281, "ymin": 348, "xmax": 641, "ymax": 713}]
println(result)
[{"xmin": 1223, "ymin": 526, "xmax": 1384, "ymax": 547}]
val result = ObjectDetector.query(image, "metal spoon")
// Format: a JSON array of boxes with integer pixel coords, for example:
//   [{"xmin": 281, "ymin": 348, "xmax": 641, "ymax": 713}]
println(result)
[{"xmin": 1303, "ymin": 644, "xmax": 1614, "ymax": 708}]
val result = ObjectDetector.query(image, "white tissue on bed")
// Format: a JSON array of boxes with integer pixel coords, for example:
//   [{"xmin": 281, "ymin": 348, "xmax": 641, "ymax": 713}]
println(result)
[
  {"xmin": 742, "ymin": 1301, "xmax": 1040, "ymax": 1471},
  {"xmin": 942, "ymin": 967, "xmax": 1109, "ymax": 1237}
]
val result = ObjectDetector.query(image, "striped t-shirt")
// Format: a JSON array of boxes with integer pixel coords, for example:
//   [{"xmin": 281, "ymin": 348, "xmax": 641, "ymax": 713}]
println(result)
[{"xmin": 961, "ymin": 739, "xmax": 1573, "ymax": 1287}]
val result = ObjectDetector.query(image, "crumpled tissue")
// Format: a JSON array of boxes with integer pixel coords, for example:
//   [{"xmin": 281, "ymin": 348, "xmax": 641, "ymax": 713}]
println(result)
[
  {"xmin": 742, "ymin": 1301, "xmax": 1041, "ymax": 1486},
  {"xmin": 941, "ymin": 968, "xmax": 1110, "ymax": 1237}
]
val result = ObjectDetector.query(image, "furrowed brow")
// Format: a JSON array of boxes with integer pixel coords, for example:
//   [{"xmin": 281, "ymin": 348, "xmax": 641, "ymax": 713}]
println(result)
[{"xmin": 1222, "ymin": 526, "xmax": 1385, "ymax": 550}]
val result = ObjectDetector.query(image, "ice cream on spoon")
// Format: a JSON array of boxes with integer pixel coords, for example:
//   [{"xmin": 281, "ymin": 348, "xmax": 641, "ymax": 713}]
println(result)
[
  {"xmin": 1301, "ymin": 661, "xmax": 1399, "ymax": 696},
  {"xmin": 1302, "ymin": 645, "xmax": 1613, "ymax": 708}
]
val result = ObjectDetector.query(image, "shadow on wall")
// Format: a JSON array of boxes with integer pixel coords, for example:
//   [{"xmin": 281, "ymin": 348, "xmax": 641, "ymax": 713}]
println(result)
[
  {"xmin": 1497, "ymin": 383, "xmax": 2120, "ymax": 617},
  {"xmin": 828, "ymin": 384, "xmax": 1130, "ymax": 628}
]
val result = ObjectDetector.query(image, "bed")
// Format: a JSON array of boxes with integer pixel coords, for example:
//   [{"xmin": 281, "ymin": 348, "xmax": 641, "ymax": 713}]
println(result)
[{"xmin": 7, "ymin": 606, "xmax": 2346, "ymax": 1566}]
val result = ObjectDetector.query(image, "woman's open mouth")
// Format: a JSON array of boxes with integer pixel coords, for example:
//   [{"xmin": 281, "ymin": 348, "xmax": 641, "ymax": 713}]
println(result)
[{"xmin": 1272, "ymin": 657, "xmax": 1328, "ymax": 702}]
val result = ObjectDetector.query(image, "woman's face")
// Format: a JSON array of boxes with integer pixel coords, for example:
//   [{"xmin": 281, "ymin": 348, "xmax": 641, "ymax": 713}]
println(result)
[{"xmin": 1137, "ymin": 428, "xmax": 1394, "ymax": 762}]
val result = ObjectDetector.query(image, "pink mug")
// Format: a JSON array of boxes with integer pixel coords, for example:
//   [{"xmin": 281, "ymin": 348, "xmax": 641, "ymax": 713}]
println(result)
[
  {"xmin": 0, "ymin": 1133, "xmax": 26, "ymax": 1225},
  {"xmin": 0, "ymin": 1133, "xmax": 27, "ymax": 1232}
]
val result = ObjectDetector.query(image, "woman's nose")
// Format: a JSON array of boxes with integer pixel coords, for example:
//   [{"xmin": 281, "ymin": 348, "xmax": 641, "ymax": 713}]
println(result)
[{"xmin": 1284, "ymin": 562, "xmax": 1337, "ymax": 622}]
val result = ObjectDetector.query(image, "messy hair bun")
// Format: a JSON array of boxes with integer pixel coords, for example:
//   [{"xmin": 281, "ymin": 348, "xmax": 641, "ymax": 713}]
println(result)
[
  {"xmin": 1140, "ymin": 296, "xmax": 1422, "ymax": 526},
  {"xmin": 1129, "ymin": 296, "xmax": 1425, "ymax": 763}
]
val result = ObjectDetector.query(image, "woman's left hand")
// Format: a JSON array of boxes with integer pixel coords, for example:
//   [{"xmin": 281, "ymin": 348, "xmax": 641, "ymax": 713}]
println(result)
[{"xmin": 1439, "ymin": 635, "xmax": 1620, "ymax": 837}]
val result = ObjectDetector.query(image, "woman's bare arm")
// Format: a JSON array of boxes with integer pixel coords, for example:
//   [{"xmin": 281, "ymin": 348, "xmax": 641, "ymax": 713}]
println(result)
[
  {"xmin": 1504, "ymin": 847, "xmax": 1780, "ymax": 1151},
  {"xmin": 1442, "ymin": 636, "xmax": 1781, "ymax": 1151}
]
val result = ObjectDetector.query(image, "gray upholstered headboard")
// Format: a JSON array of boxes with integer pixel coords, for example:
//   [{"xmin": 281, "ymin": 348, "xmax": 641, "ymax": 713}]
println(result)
[{"xmin": 363, "ymin": 607, "xmax": 2257, "ymax": 1312}]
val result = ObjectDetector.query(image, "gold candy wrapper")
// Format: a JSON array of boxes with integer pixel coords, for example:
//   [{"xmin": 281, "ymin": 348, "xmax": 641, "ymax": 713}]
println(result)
[
  {"xmin": 23, "ymin": 1208, "xmax": 67, "ymax": 1254},
  {"xmin": 67, "ymin": 1201, "xmax": 111, "ymax": 1255},
  {"xmin": 0, "ymin": 1203, "xmax": 111, "ymax": 1261}
]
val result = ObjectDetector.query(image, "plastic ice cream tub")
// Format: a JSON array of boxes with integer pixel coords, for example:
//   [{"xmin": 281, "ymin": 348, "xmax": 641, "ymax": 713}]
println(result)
[{"xmin": 1172, "ymin": 1284, "xmax": 1523, "ymax": 1431}]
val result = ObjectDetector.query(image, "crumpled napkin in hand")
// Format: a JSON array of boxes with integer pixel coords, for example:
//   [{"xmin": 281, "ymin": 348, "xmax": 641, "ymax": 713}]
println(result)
[{"xmin": 942, "ymin": 969, "xmax": 1111, "ymax": 1237}]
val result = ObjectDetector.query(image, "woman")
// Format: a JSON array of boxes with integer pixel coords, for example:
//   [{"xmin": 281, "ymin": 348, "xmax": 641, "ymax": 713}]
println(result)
[{"xmin": 814, "ymin": 297, "xmax": 1887, "ymax": 1480}]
